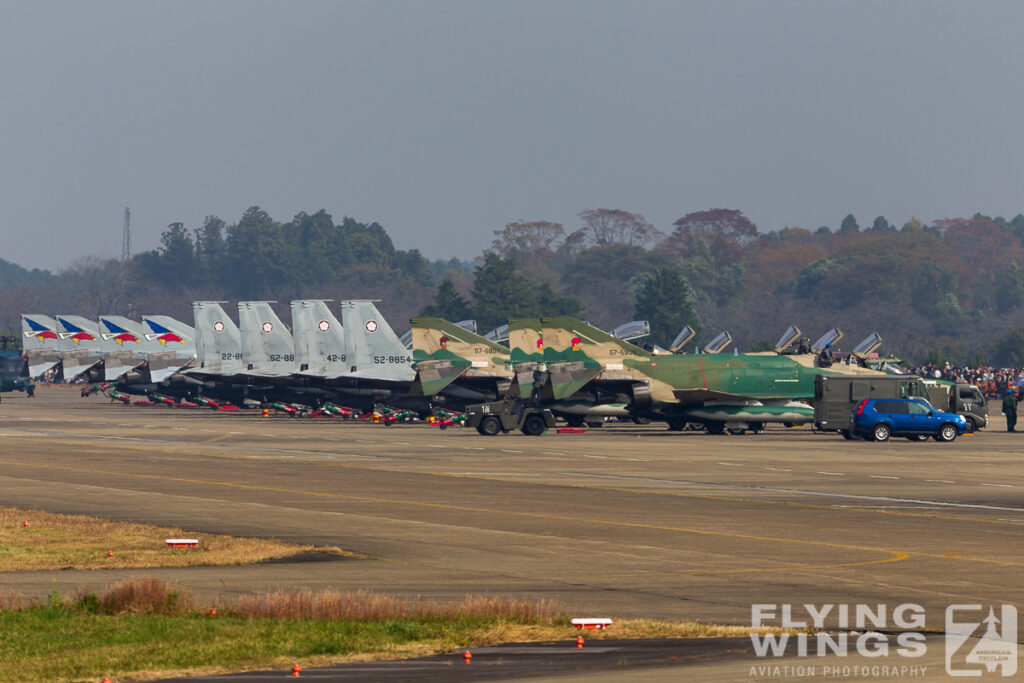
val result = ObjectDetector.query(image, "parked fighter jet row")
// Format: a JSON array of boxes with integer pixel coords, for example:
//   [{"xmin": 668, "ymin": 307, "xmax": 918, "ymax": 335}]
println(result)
[{"xmin": 18, "ymin": 302, "xmax": 907, "ymax": 435}]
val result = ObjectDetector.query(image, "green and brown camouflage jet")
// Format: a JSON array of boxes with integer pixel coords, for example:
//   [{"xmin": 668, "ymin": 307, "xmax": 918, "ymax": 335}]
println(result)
[
  {"xmin": 411, "ymin": 317, "xmax": 512, "ymax": 402},
  {"xmin": 540, "ymin": 316, "xmax": 858, "ymax": 433},
  {"xmin": 412, "ymin": 317, "xmax": 637, "ymax": 425}
]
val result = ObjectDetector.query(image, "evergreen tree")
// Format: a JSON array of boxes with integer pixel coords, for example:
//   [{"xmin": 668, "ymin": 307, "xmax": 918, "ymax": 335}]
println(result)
[
  {"xmin": 470, "ymin": 254, "xmax": 535, "ymax": 330},
  {"xmin": 194, "ymin": 215, "xmax": 227, "ymax": 283},
  {"xmin": 870, "ymin": 216, "xmax": 894, "ymax": 232},
  {"xmin": 532, "ymin": 282, "xmax": 581, "ymax": 317},
  {"xmin": 633, "ymin": 267, "xmax": 700, "ymax": 347},
  {"xmin": 158, "ymin": 222, "xmax": 197, "ymax": 291},
  {"xmin": 420, "ymin": 278, "xmax": 472, "ymax": 321},
  {"xmin": 840, "ymin": 213, "xmax": 860, "ymax": 232}
]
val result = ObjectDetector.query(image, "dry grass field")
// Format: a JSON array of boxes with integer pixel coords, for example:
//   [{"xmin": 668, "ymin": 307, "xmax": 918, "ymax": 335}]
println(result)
[{"xmin": 0, "ymin": 505, "xmax": 349, "ymax": 571}]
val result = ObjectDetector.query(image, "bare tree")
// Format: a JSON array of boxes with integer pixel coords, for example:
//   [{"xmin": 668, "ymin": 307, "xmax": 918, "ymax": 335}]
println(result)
[
  {"xmin": 575, "ymin": 208, "xmax": 663, "ymax": 248},
  {"xmin": 490, "ymin": 220, "xmax": 566, "ymax": 259},
  {"xmin": 61, "ymin": 257, "xmax": 139, "ymax": 318}
]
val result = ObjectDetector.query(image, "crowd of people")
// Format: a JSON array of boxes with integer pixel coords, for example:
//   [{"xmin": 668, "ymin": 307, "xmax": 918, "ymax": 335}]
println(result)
[{"xmin": 912, "ymin": 363, "xmax": 1024, "ymax": 399}]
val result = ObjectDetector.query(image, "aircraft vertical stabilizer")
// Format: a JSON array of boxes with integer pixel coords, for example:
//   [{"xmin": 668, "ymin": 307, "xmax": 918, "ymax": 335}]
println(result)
[
  {"xmin": 539, "ymin": 317, "xmax": 624, "ymax": 400},
  {"xmin": 97, "ymin": 315, "xmax": 148, "ymax": 380},
  {"xmin": 409, "ymin": 317, "xmax": 500, "ymax": 396},
  {"xmin": 411, "ymin": 317, "xmax": 509, "ymax": 375},
  {"xmin": 508, "ymin": 318, "xmax": 544, "ymax": 364},
  {"xmin": 55, "ymin": 315, "xmax": 103, "ymax": 380},
  {"xmin": 20, "ymin": 315, "xmax": 61, "ymax": 378},
  {"xmin": 139, "ymin": 315, "xmax": 196, "ymax": 382},
  {"xmin": 340, "ymin": 301, "xmax": 414, "ymax": 381},
  {"xmin": 238, "ymin": 302, "xmax": 295, "ymax": 376},
  {"xmin": 142, "ymin": 315, "xmax": 196, "ymax": 359},
  {"xmin": 291, "ymin": 300, "xmax": 346, "ymax": 377},
  {"xmin": 541, "ymin": 316, "xmax": 650, "ymax": 366},
  {"xmin": 190, "ymin": 302, "xmax": 243, "ymax": 374},
  {"xmin": 507, "ymin": 317, "xmax": 547, "ymax": 399}
]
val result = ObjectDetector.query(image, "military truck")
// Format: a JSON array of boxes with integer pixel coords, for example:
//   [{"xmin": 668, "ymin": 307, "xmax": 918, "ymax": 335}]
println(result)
[
  {"xmin": 465, "ymin": 398, "xmax": 557, "ymax": 436},
  {"xmin": 0, "ymin": 350, "xmax": 29, "ymax": 403},
  {"xmin": 814, "ymin": 374, "xmax": 987, "ymax": 437}
]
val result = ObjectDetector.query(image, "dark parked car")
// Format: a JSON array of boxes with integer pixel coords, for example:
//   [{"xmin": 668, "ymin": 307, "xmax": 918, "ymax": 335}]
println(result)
[{"xmin": 849, "ymin": 398, "xmax": 968, "ymax": 442}]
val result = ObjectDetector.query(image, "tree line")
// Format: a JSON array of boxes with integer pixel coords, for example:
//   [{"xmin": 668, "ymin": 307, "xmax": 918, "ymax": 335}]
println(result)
[{"xmin": 4, "ymin": 206, "xmax": 1024, "ymax": 366}]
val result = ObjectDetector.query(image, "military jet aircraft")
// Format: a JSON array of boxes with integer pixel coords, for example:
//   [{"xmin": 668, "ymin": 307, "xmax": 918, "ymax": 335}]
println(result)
[{"xmin": 539, "ymin": 316, "xmax": 851, "ymax": 433}]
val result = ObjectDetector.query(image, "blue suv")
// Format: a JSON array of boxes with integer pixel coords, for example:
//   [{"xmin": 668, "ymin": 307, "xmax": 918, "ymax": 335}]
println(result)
[{"xmin": 850, "ymin": 398, "xmax": 968, "ymax": 442}]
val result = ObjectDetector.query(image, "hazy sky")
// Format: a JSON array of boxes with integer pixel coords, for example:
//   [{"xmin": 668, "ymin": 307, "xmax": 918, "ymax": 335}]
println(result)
[{"xmin": 3, "ymin": 1, "xmax": 1023, "ymax": 270}]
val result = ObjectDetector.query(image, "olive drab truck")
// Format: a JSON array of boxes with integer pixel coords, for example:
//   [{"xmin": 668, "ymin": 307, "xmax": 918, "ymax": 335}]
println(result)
[{"xmin": 814, "ymin": 374, "xmax": 987, "ymax": 437}]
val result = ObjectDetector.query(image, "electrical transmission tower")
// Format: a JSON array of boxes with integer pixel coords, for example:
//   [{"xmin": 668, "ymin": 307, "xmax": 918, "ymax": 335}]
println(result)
[{"xmin": 122, "ymin": 205, "xmax": 131, "ymax": 261}]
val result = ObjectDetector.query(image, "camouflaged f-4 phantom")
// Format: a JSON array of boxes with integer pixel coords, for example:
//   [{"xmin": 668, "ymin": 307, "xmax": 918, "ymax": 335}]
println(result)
[{"xmin": 539, "ymin": 316, "xmax": 855, "ymax": 434}]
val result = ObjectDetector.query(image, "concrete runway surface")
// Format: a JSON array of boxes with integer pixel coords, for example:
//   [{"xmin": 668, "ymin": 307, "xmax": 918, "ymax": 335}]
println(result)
[{"xmin": 1, "ymin": 387, "xmax": 1021, "ymax": 680}]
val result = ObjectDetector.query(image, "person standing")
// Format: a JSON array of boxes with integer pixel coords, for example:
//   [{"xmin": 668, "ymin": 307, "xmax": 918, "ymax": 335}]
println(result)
[{"xmin": 1003, "ymin": 387, "xmax": 1019, "ymax": 433}]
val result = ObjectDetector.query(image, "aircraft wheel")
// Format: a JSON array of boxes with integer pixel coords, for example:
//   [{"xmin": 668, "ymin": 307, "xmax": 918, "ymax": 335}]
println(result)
[
  {"xmin": 477, "ymin": 416, "xmax": 501, "ymax": 436},
  {"xmin": 706, "ymin": 422, "xmax": 726, "ymax": 435},
  {"xmin": 565, "ymin": 415, "xmax": 585, "ymax": 428},
  {"xmin": 521, "ymin": 414, "xmax": 547, "ymax": 436},
  {"xmin": 726, "ymin": 427, "xmax": 746, "ymax": 435},
  {"xmin": 666, "ymin": 420, "xmax": 686, "ymax": 432},
  {"xmin": 937, "ymin": 423, "xmax": 959, "ymax": 442},
  {"xmin": 871, "ymin": 423, "xmax": 891, "ymax": 442},
  {"xmin": 632, "ymin": 416, "xmax": 651, "ymax": 425},
  {"xmin": 749, "ymin": 422, "xmax": 765, "ymax": 433}
]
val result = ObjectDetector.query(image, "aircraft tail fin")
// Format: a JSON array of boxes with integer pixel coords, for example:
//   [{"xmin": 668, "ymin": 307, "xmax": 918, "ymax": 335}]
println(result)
[
  {"xmin": 410, "ymin": 316, "xmax": 508, "ymax": 394},
  {"xmin": 98, "ymin": 315, "xmax": 153, "ymax": 353},
  {"xmin": 142, "ymin": 315, "xmax": 196, "ymax": 355},
  {"xmin": 21, "ymin": 314, "xmax": 59, "ymax": 350},
  {"xmin": 54, "ymin": 315, "xmax": 103, "ymax": 379},
  {"xmin": 238, "ymin": 301, "xmax": 295, "ymax": 375},
  {"xmin": 290, "ymin": 300, "xmax": 346, "ymax": 376},
  {"xmin": 411, "ymin": 317, "xmax": 510, "ymax": 373},
  {"xmin": 55, "ymin": 315, "xmax": 102, "ymax": 351},
  {"xmin": 505, "ymin": 318, "xmax": 547, "ymax": 398},
  {"xmin": 340, "ymin": 301, "xmax": 414, "ymax": 381},
  {"xmin": 191, "ymin": 302, "xmax": 243, "ymax": 374},
  {"xmin": 539, "ymin": 317, "xmax": 638, "ymax": 400},
  {"xmin": 540, "ymin": 316, "xmax": 650, "ymax": 364},
  {"xmin": 21, "ymin": 315, "xmax": 61, "ymax": 377},
  {"xmin": 97, "ymin": 316, "xmax": 150, "ymax": 379},
  {"xmin": 507, "ymin": 318, "xmax": 545, "ymax": 364}
]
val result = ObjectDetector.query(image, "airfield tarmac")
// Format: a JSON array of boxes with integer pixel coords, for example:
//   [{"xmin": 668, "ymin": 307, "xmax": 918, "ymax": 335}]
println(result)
[{"xmin": 1, "ymin": 386, "xmax": 1022, "ymax": 679}]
